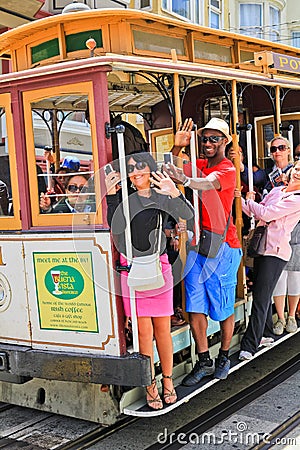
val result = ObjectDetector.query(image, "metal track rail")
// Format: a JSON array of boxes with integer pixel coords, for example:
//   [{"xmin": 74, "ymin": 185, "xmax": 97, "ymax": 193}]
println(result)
[
  {"xmin": 250, "ymin": 410, "xmax": 300, "ymax": 450},
  {"xmin": 145, "ymin": 355, "xmax": 300, "ymax": 450}
]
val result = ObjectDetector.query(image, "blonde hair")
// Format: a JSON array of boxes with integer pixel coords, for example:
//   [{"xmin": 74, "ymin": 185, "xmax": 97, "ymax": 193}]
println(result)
[{"xmin": 270, "ymin": 136, "xmax": 293, "ymax": 162}]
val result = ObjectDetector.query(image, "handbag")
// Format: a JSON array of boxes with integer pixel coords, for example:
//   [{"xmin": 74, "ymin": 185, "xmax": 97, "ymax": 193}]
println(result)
[
  {"xmin": 246, "ymin": 225, "xmax": 268, "ymax": 258},
  {"xmin": 127, "ymin": 214, "xmax": 165, "ymax": 291},
  {"xmin": 197, "ymin": 192, "xmax": 231, "ymax": 258}
]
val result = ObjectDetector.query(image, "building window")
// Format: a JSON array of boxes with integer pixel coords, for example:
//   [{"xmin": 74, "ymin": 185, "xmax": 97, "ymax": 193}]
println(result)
[
  {"xmin": 240, "ymin": 3, "xmax": 263, "ymax": 39},
  {"xmin": 269, "ymin": 6, "xmax": 280, "ymax": 42},
  {"xmin": 162, "ymin": 0, "xmax": 200, "ymax": 24},
  {"xmin": 209, "ymin": 0, "xmax": 221, "ymax": 29},
  {"xmin": 292, "ymin": 32, "xmax": 300, "ymax": 48},
  {"xmin": 139, "ymin": 0, "xmax": 151, "ymax": 8}
]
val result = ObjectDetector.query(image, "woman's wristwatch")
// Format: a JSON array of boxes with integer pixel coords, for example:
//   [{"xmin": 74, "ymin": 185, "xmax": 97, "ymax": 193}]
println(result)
[{"xmin": 182, "ymin": 176, "xmax": 191, "ymax": 187}]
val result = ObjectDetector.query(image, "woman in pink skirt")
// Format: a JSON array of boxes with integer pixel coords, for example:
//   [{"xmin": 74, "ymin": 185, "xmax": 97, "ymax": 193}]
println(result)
[{"xmin": 106, "ymin": 151, "xmax": 194, "ymax": 410}]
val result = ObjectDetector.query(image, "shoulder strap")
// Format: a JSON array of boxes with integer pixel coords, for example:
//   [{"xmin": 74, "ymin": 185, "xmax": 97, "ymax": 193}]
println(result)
[
  {"xmin": 156, "ymin": 213, "xmax": 162, "ymax": 253},
  {"xmin": 199, "ymin": 190, "xmax": 230, "ymax": 238}
]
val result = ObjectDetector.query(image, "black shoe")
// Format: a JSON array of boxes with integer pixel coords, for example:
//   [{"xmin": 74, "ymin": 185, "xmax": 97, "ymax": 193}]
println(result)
[
  {"xmin": 182, "ymin": 360, "xmax": 215, "ymax": 387},
  {"xmin": 214, "ymin": 355, "xmax": 230, "ymax": 380}
]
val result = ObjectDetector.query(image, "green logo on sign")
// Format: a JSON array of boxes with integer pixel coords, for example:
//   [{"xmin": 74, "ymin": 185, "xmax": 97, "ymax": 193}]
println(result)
[{"xmin": 45, "ymin": 265, "xmax": 84, "ymax": 299}]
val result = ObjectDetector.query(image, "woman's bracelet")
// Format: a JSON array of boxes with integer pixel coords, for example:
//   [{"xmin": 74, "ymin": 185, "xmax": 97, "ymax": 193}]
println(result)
[{"xmin": 182, "ymin": 177, "xmax": 191, "ymax": 187}]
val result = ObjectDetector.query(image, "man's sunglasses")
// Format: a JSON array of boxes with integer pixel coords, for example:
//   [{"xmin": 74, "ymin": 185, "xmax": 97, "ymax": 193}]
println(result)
[
  {"xmin": 200, "ymin": 136, "xmax": 225, "ymax": 144},
  {"xmin": 67, "ymin": 184, "xmax": 85, "ymax": 193},
  {"xmin": 127, "ymin": 161, "xmax": 148, "ymax": 173},
  {"xmin": 270, "ymin": 145, "xmax": 288, "ymax": 153}
]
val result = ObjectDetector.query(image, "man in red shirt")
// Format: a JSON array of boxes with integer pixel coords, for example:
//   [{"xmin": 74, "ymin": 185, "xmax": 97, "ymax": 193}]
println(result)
[{"xmin": 169, "ymin": 118, "xmax": 242, "ymax": 383}]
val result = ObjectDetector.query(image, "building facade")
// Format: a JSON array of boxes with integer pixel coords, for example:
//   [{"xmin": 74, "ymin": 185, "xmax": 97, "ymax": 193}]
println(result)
[{"xmin": 37, "ymin": 1, "xmax": 300, "ymax": 48}]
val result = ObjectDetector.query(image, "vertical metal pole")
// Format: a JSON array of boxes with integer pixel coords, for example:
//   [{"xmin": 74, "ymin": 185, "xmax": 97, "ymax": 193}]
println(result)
[
  {"xmin": 116, "ymin": 131, "xmax": 139, "ymax": 353},
  {"xmin": 288, "ymin": 127, "xmax": 294, "ymax": 151},
  {"xmin": 275, "ymin": 85, "xmax": 281, "ymax": 137},
  {"xmin": 231, "ymin": 80, "xmax": 245, "ymax": 299},
  {"xmin": 246, "ymin": 124, "xmax": 255, "ymax": 229},
  {"xmin": 190, "ymin": 129, "xmax": 200, "ymax": 243}
]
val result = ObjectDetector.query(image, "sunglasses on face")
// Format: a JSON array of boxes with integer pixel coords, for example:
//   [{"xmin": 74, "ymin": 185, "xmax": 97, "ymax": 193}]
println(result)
[
  {"xmin": 200, "ymin": 135, "xmax": 225, "ymax": 144},
  {"xmin": 127, "ymin": 161, "xmax": 148, "ymax": 173},
  {"xmin": 270, "ymin": 145, "xmax": 288, "ymax": 153},
  {"xmin": 67, "ymin": 184, "xmax": 85, "ymax": 193}
]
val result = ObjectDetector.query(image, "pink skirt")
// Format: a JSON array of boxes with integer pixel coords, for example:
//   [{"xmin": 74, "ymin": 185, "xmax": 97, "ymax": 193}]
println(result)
[{"xmin": 120, "ymin": 253, "xmax": 174, "ymax": 317}]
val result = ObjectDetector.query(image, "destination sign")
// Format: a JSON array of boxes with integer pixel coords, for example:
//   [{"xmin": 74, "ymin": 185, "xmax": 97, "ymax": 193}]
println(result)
[{"xmin": 272, "ymin": 53, "xmax": 300, "ymax": 74}]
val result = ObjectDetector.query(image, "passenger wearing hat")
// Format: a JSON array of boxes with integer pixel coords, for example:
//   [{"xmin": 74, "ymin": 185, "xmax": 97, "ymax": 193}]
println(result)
[{"xmin": 167, "ymin": 117, "xmax": 242, "ymax": 383}]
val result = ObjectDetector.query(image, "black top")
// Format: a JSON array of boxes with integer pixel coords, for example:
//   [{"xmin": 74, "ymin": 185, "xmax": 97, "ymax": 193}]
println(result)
[{"xmin": 106, "ymin": 190, "xmax": 194, "ymax": 257}]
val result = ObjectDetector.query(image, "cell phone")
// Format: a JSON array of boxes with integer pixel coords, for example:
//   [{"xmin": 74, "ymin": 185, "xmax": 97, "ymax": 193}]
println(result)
[
  {"xmin": 163, "ymin": 153, "xmax": 173, "ymax": 165},
  {"xmin": 104, "ymin": 164, "xmax": 114, "ymax": 176},
  {"xmin": 268, "ymin": 167, "xmax": 282, "ymax": 186}
]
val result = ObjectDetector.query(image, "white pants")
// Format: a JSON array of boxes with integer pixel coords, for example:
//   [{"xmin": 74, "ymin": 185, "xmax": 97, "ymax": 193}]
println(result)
[{"xmin": 273, "ymin": 270, "xmax": 300, "ymax": 296}]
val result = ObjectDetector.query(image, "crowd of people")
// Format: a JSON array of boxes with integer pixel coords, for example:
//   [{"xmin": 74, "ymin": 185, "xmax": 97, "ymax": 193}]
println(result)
[{"xmin": 38, "ymin": 121, "xmax": 300, "ymax": 411}]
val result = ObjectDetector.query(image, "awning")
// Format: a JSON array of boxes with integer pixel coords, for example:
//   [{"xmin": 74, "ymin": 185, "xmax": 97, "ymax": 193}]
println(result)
[{"xmin": 0, "ymin": 0, "xmax": 44, "ymax": 28}]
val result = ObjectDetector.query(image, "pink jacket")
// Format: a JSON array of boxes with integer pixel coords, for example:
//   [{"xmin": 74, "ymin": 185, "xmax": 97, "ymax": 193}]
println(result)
[{"xmin": 242, "ymin": 187, "xmax": 300, "ymax": 261}]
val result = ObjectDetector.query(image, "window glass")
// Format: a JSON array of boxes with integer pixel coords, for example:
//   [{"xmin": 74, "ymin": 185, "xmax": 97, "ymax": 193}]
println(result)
[
  {"xmin": 162, "ymin": 0, "xmax": 200, "ymax": 24},
  {"xmin": 210, "ymin": 11, "xmax": 220, "ymax": 29},
  {"xmin": 269, "ymin": 6, "xmax": 280, "ymax": 42},
  {"xmin": 133, "ymin": 30, "xmax": 185, "ymax": 56},
  {"xmin": 140, "ymin": 0, "xmax": 151, "ymax": 7},
  {"xmin": 210, "ymin": 0, "xmax": 221, "ymax": 29},
  {"xmin": 240, "ymin": 4, "xmax": 262, "ymax": 39},
  {"xmin": 30, "ymin": 94, "xmax": 95, "ymax": 216},
  {"xmin": 171, "ymin": 0, "xmax": 191, "ymax": 20},
  {"xmin": 292, "ymin": 32, "xmax": 300, "ymax": 48},
  {"xmin": 204, "ymin": 96, "xmax": 230, "ymax": 124}
]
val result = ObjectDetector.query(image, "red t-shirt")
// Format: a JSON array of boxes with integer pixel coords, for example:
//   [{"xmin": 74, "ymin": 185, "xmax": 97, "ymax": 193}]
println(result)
[{"xmin": 185, "ymin": 158, "xmax": 241, "ymax": 248}]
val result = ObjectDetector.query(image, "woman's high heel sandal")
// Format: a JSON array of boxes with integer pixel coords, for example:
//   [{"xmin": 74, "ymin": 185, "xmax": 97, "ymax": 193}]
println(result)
[
  {"xmin": 146, "ymin": 378, "xmax": 163, "ymax": 410},
  {"xmin": 162, "ymin": 374, "xmax": 177, "ymax": 405}
]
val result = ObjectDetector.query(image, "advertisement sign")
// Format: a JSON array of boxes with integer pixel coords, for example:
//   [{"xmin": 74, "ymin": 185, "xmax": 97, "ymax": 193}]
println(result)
[{"xmin": 33, "ymin": 252, "xmax": 98, "ymax": 332}]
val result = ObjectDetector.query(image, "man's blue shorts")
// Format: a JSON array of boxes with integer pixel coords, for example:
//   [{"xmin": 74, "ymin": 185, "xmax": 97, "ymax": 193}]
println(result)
[{"xmin": 184, "ymin": 243, "xmax": 242, "ymax": 321}]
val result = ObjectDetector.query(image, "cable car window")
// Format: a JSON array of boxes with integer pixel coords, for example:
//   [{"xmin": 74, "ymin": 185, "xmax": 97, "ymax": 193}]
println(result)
[
  {"xmin": 23, "ymin": 84, "xmax": 100, "ymax": 227},
  {"xmin": 0, "ymin": 108, "xmax": 10, "ymax": 216},
  {"xmin": 0, "ymin": 97, "xmax": 21, "ymax": 229}
]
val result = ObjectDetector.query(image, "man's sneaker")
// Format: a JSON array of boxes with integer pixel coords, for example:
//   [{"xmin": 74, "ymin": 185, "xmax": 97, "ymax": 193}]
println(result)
[
  {"xmin": 214, "ymin": 355, "xmax": 230, "ymax": 380},
  {"xmin": 239, "ymin": 350, "xmax": 253, "ymax": 361},
  {"xmin": 273, "ymin": 319, "xmax": 286, "ymax": 335},
  {"xmin": 181, "ymin": 360, "xmax": 215, "ymax": 386},
  {"xmin": 286, "ymin": 316, "xmax": 298, "ymax": 333},
  {"xmin": 259, "ymin": 337, "xmax": 275, "ymax": 347}
]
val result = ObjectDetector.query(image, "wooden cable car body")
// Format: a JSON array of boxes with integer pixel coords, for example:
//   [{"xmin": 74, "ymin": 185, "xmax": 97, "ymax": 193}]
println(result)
[{"xmin": 0, "ymin": 9, "xmax": 299, "ymax": 423}]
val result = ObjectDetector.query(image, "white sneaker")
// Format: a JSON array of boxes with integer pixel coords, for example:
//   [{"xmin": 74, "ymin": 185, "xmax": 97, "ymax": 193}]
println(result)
[
  {"xmin": 286, "ymin": 316, "xmax": 298, "ymax": 333},
  {"xmin": 239, "ymin": 350, "xmax": 253, "ymax": 361},
  {"xmin": 259, "ymin": 337, "xmax": 275, "ymax": 347}
]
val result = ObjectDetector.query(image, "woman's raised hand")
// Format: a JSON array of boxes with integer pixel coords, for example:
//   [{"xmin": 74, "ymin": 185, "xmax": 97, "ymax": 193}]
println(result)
[{"xmin": 150, "ymin": 171, "xmax": 180, "ymax": 198}]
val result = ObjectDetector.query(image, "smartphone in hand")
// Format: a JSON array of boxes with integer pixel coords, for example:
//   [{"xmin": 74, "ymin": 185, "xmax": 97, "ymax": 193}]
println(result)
[
  {"xmin": 163, "ymin": 153, "xmax": 173, "ymax": 165},
  {"xmin": 104, "ymin": 164, "xmax": 114, "ymax": 176}
]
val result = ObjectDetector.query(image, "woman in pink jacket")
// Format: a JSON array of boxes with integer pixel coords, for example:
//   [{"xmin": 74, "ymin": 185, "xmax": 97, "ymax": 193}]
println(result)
[{"xmin": 236, "ymin": 160, "xmax": 300, "ymax": 359}]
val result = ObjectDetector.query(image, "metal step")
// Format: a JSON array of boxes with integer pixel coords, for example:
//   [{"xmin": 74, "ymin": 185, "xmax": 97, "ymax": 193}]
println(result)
[{"xmin": 121, "ymin": 328, "xmax": 299, "ymax": 417}]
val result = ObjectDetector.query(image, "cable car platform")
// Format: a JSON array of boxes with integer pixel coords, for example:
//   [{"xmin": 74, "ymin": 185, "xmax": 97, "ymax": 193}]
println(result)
[{"xmin": 121, "ymin": 327, "xmax": 299, "ymax": 418}]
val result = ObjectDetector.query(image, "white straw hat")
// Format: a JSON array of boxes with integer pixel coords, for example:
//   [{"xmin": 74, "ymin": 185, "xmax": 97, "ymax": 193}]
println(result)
[{"xmin": 198, "ymin": 118, "xmax": 232, "ymax": 144}]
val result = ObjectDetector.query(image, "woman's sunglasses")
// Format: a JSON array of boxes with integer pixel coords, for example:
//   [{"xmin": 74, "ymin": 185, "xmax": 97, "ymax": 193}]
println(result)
[
  {"xmin": 67, "ymin": 184, "xmax": 85, "ymax": 193},
  {"xmin": 127, "ymin": 161, "xmax": 148, "ymax": 173},
  {"xmin": 200, "ymin": 136, "xmax": 225, "ymax": 144},
  {"xmin": 270, "ymin": 145, "xmax": 288, "ymax": 153}
]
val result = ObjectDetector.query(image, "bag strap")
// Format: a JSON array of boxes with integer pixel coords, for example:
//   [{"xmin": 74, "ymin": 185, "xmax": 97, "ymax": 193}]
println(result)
[
  {"xmin": 156, "ymin": 213, "xmax": 162, "ymax": 254},
  {"xmin": 199, "ymin": 191, "xmax": 230, "ymax": 239}
]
